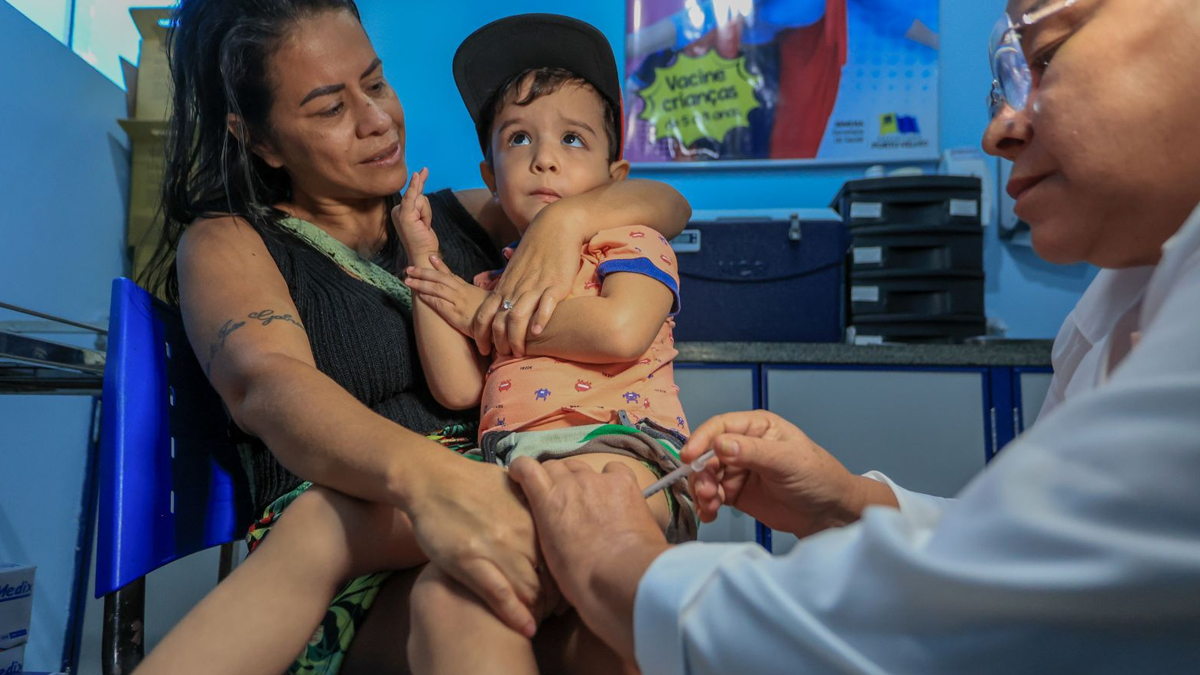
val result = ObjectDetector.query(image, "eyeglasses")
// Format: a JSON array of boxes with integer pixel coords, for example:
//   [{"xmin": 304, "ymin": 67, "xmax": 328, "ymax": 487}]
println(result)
[{"xmin": 987, "ymin": 0, "xmax": 1090, "ymax": 118}]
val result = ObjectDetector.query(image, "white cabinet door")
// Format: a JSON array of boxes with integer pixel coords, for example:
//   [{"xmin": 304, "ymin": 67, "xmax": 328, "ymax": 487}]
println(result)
[
  {"xmin": 1017, "ymin": 370, "xmax": 1054, "ymax": 432},
  {"xmin": 764, "ymin": 367, "xmax": 989, "ymax": 554},
  {"xmin": 675, "ymin": 365, "xmax": 760, "ymax": 545},
  {"xmin": 675, "ymin": 365, "xmax": 758, "ymax": 427}
]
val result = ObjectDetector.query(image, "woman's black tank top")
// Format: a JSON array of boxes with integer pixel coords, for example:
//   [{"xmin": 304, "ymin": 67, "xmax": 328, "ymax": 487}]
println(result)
[{"xmin": 239, "ymin": 189, "xmax": 503, "ymax": 514}]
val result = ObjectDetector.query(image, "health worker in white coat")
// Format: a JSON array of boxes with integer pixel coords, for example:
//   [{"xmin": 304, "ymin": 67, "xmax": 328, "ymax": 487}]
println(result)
[{"xmin": 508, "ymin": 0, "xmax": 1200, "ymax": 672}]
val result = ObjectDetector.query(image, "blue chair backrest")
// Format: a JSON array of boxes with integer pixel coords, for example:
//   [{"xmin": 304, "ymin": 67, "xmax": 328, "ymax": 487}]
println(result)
[{"xmin": 95, "ymin": 278, "xmax": 251, "ymax": 597}]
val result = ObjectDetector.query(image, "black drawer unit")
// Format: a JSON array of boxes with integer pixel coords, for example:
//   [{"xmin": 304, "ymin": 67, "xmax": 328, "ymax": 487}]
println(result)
[
  {"xmin": 849, "ymin": 277, "xmax": 984, "ymax": 318},
  {"xmin": 849, "ymin": 232, "xmax": 983, "ymax": 279},
  {"xmin": 833, "ymin": 175, "xmax": 988, "ymax": 344},
  {"xmin": 834, "ymin": 176, "xmax": 983, "ymax": 231}
]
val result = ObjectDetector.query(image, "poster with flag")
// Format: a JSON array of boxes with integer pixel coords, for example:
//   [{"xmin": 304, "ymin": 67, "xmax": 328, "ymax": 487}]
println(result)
[{"xmin": 624, "ymin": 0, "xmax": 940, "ymax": 164}]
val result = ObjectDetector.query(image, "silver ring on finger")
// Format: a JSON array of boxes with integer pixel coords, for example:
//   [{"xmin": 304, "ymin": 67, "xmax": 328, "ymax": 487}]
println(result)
[{"xmin": 500, "ymin": 299, "xmax": 515, "ymax": 311}]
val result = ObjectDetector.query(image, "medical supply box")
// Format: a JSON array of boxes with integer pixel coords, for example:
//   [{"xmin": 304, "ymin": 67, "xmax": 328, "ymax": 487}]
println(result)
[
  {"xmin": 833, "ymin": 176, "xmax": 986, "ymax": 343},
  {"xmin": 0, "ymin": 644, "xmax": 24, "ymax": 674},
  {"xmin": 0, "ymin": 563, "xmax": 35, "ymax": 674},
  {"xmin": 670, "ymin": 210, "xmax": 850, "ymax": 342}
]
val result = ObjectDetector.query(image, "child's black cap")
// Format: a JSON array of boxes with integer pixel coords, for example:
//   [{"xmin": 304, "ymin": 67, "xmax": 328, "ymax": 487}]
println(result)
[{"xmin": 453, "ymin": 14, "xmax": 623, "ymax": 156}]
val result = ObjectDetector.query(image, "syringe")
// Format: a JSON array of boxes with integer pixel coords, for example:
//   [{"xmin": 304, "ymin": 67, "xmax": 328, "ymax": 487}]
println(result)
[{"xmin": 642, "ymin": 449, "xmax": 716, "ymax": 499}]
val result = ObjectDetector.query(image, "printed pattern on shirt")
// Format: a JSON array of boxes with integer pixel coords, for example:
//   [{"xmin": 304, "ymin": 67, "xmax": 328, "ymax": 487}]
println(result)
[{"xmin": 474, "ymin": 226, "xmax": 688, "ymax": 438}]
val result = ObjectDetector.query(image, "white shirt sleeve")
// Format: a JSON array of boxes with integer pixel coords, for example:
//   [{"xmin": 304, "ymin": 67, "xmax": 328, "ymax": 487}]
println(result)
[
  {"xmin": 862, "ymin": 470, "xmax": 952, "ymax": 526},
  {"xmin": 633, "ymin": 213, "xmax": 1200, "ymax": 675}
]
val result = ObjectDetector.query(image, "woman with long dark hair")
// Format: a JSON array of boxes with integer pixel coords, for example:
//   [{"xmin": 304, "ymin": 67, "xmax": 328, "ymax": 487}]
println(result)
[{"xmin": 138, "ymin": 0, "xmax": 690, "ymax": 672}]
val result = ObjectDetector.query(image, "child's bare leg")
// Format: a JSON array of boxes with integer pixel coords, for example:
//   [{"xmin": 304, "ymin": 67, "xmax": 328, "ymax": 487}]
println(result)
[
  {"xmin": 408, "ymin": 563, "xmax": 538, "ymax": 675},
  {"xmin": 339, "ymin": 565, "xmax": 424, "ymax": 675},
  {"xmin": 407, "ymin": 455, "xmax": 670, "ymax": 675},
  {"xmin": 529, "ymin": 453, "xmax": 671, "ymax": 675},
  {"xmin": 135, "ymin": 486, "xmax": 426, "ymax": 675},
  {"xmin": 566, "ymin": 454, "xmax": 672, "ymax": 530},
  {"xmin": 534, "ymin": 610, "xmax": 640, "ymax": 675}
]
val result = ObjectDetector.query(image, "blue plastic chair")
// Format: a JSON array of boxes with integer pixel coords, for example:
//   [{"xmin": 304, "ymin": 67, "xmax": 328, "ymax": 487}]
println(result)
[{"xmin": 95, "ymin": 277, "xmax": 251, "ymax": 675}]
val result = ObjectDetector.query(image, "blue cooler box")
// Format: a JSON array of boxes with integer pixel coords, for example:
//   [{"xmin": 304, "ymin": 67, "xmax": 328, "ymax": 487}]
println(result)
[{"xmin": 671, "ymin": 210, "xmax": 850, "ymax": 342}]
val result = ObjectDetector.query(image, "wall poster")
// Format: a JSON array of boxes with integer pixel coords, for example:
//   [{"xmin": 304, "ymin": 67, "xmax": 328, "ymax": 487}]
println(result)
[{"xmin": 624, "ymin": 0, "xmax": 940, "ymax": 165}]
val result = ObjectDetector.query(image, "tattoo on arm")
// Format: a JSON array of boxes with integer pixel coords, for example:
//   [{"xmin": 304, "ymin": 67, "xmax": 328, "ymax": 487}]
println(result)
[
  {"xmin": 206, "ymin": 319, "xmax": 246, "ymax": 377},
  {"xmin": 248, "ymin": 309, "xmax": 305, "ymax": 329},
  {"xmin": 203, "ymin": 309, "xmax": 303, "ymax": 377}
]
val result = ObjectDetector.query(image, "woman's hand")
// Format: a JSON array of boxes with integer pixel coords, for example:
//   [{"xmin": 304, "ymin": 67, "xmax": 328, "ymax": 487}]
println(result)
[
  {"xmin": 392, "ymin": 168, "xmax": 439, "ymax": 259},
  {"xmin": 405, "ymin": 256, "xmax": 490, "ymax": 336},
  {"xmin": 471, "ymin": 200, "xmax": 582, "ymax": 359},
  {"xmin": 405, "ymin": 453, "xmax": 545, "ymax": 638},
  {"xmin": 681, "ymin": 410, "xmax": 898, "ymax": 538}
]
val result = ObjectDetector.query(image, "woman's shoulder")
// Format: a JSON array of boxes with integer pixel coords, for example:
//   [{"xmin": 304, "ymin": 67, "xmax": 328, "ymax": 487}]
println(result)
[
  {"xmin": 439, "ymin": 188, "xmax": 489, "ymax": 222},
  {"xmin": 426, "ymin": 189, "xmax": 505, "ymax": 271},
  {"xmin": 434, "ymin": 189, "xmax": 518, "ymax": 249},
  {"xmin": 181, "ymin": 214, "xmax": 260, "ymax": 248},
  {"xmin": 178, "ymin": 214, "xmax": 277, "ymax": 273},
  {"xmin": 428, "ymin": 188, "xmax": 488, "ymax": 234}
]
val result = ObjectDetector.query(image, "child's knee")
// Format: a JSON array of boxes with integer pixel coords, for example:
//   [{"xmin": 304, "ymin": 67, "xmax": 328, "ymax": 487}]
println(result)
[
  {"xmin": 409, "ymin": 564, "xmax": 466, "ymax": 626},
  {"xmin": 274, "ymin": 488, "xmax": 380, "ymax": 573},
  {"xmin": 269, "ymin": 491, "xmax": 340, "ymax": 574},
  {"xmin": 282, "ymin": 487, "xmax": 424, "ymax": 579}
]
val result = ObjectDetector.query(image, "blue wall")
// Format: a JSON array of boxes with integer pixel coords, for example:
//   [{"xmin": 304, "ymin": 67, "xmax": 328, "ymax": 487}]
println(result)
[
  {"xmin": 0, "ymin": 2, "xmax": 129, "ymax": 671},
  {"xmin": 361, "ymin": 0, "xmax": 1096, "ymax": 338}
]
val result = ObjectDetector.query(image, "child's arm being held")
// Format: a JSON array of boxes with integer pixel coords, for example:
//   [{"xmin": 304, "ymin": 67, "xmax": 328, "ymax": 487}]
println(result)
[
  {"xmin": 403, "ymin": 257, "xmax": 493, "ymax": 338},
  {"xmin": 521, "ymin": 272, "xmax": 674, "ymax": 364},
  {"xmin": 470, "ymin": 179, "xmax": 690, "ymax": 358},
  {"xmin": 392, "ymin": 170, "xmax": 487, "ymax": 410}
]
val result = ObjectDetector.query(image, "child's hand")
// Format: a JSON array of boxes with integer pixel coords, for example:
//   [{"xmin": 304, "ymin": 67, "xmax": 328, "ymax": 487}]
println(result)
[
  {"xmin": 392, "ymin": 168, "xmax": 439, "ymax": 259},
  {"xmin": 406, "ymin": 255, "xmax": 490, "ymax": 335}
]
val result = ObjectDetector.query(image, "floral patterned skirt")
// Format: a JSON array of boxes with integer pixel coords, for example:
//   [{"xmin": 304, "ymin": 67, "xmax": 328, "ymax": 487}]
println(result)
[{"xmin": 243, "ymin": 424, "xmax": 477, "ymax": 675}]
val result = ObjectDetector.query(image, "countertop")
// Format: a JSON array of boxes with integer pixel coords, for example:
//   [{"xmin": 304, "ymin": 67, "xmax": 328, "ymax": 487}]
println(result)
[{"xmin": 676, "ymin": 340, "xmax": 1054, "ymax": 367}]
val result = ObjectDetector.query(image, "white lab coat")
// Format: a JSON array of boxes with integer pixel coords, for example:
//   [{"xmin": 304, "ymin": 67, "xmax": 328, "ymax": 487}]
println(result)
[
  {"xmin": 634, "ymin": 205, "xmax": 1200, "ymax": 674},
  {"xmin": 1038, "ymin": 264, "xmax": 1155, "ymax": 419}
]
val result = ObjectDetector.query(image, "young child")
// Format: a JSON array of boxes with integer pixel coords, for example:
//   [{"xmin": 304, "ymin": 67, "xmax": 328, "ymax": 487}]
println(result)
[{"xmin": 393, "ymin": 13, "xmax": 697, "ymax": 674}]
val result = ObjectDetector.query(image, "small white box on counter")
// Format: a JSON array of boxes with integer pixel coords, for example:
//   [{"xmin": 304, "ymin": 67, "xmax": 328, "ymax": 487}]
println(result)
[
  {"xmin": 0, "ymin": 643, "xmax": 24, "ymax": 674},
  {"xmin": 0, "ymin": 564, "xmax": 35, "ymax": 650}
]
